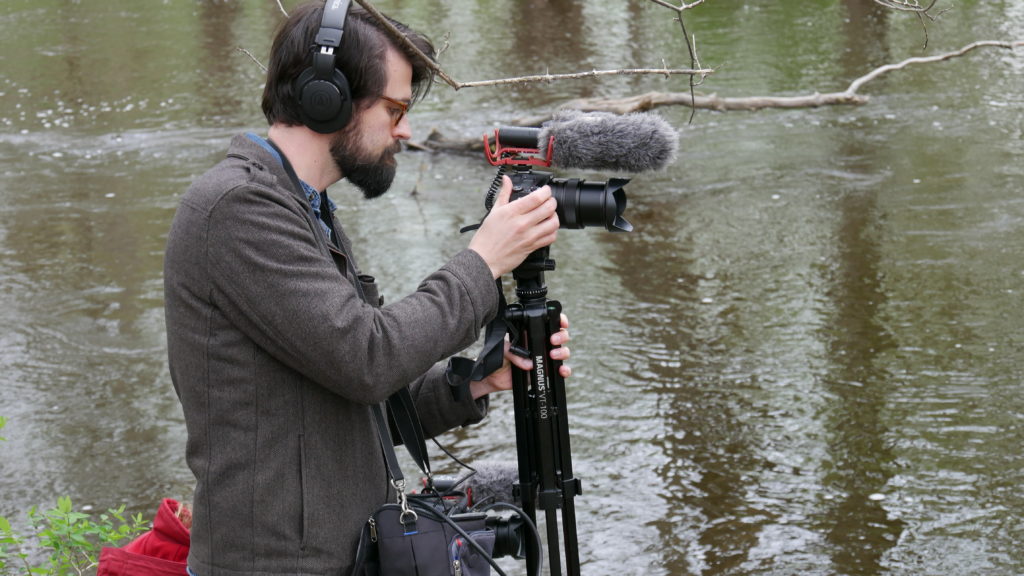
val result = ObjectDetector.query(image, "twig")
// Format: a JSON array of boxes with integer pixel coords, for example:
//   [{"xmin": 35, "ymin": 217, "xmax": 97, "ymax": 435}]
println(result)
[
  {"xmin": 648, "ymin": 0, "xmax": 706, "ymax": 11},
  {"xmin": 644, "ymin": 0, "xmax": 709, "ymax": 123},
  {"xmin": 237, "ymin": 47, "xmax": 268, "ymax": 73},
  {"xmin": 873, "ymin": 0, "xmax": 952, "ymax": 49},
  {"xmin": 873, "ymin": 0, "xmax": 939, "ymax": 14}
]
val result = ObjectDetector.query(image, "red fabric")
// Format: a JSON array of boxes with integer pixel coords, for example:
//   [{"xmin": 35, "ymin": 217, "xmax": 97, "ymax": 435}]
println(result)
[
  {"xmin": 97, "ymin": 498, "xmax": 190, "ymax": 576},
  {"xmin": 97, "ymin": 548, "xmax": 189, "ymax": 576}
]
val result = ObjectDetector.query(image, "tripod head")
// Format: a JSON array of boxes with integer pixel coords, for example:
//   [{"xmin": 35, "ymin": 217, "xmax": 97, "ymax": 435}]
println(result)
[{"xmin": 511, "ymin": 247, "xmax": 556, "ymax": 301}]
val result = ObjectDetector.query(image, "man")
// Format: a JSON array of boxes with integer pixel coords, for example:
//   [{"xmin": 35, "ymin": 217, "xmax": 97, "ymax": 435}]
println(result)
[{"xmin": 163, "ymin": 2, "xmax": 570, "ymax": 575}]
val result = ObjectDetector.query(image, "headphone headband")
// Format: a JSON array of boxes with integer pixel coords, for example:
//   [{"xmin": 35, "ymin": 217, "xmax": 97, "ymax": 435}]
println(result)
[{"xmin": 315, "ymin": 0, "xmax": 349, "ymax": 48}]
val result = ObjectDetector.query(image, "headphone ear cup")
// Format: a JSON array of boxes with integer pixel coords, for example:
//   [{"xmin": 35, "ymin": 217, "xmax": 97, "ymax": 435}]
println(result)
[{"xmin": 295, "ymin": 67, "xmax": 353, "ymax": 134}]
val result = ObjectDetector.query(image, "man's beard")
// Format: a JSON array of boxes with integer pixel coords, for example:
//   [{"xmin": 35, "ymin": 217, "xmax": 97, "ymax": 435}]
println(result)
[{"xmin": 330, "ymin": 126, "xmax": 401, "ymax": 200}]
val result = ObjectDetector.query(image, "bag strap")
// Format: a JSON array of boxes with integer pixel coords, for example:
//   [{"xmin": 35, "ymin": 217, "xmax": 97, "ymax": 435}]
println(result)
[
  {"xmin": 386, "ymin": 387, "xmax": 432, "ymax": 480},
  {"xmin": 369, "ymin": 387, "xmax": 433, "ymax": 484},
  {"xmin": 370, "ymin": 402, "xmax": 405, "ymax": 485}
]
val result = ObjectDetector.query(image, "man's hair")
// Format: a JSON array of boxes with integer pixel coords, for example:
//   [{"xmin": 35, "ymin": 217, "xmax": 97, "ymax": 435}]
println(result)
[{"xmin": 261, "ymin": 1, "xmax": 436, "ymax": 127}]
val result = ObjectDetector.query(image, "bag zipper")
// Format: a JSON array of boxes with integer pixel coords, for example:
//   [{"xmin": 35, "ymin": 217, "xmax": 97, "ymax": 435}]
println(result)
[
  {"xmin": 368, "ymin": 516, "xmax": 378, "ymax": 543},
  {"xmin": 451, "ymin": 537, "xmax": 463, "ymax": 576}
]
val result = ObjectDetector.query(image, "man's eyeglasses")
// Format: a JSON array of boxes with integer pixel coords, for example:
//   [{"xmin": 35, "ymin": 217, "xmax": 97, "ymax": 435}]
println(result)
[{"xmin": 378, "ymin": 95, "xmax": 409, "ymax": 128}]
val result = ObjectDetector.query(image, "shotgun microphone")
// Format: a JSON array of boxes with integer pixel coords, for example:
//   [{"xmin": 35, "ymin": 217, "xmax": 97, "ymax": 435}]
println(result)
[
  {"xmin": 540, "ymin": 110, "xmax": 679, "ymax": 172},
  {"xmin": 493, "ymin": 110, "xmax": 679, "ymax": 173}
]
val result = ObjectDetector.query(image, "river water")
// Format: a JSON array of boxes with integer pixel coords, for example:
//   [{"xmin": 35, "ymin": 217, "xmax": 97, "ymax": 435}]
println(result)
[{"xmin": 1, "ymin": 1, "xmax": 1022, "ymax": 575}]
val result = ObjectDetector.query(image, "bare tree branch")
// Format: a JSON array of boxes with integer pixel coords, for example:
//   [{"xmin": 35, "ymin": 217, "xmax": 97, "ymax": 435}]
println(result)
[
  {"xmin": 845, "ymin": 39, "xmax": 1021, "ymax": 93},
  {"xmin": 351, "ymin": 0, "xmax": 461, "ymax": 88},
  {"xmin": 448, "ymin": 67, "xmax": 710, "ymax": 89}
]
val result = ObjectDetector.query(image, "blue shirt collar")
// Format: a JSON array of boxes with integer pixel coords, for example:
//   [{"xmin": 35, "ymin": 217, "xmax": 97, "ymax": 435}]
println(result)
[{"xmin": 246, "ymin": 132, "xmax": 337, "ymax": 238}]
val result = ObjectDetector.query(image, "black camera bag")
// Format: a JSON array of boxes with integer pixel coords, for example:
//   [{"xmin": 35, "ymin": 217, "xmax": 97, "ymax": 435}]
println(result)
[
  {"xmin": 355, "ymin": 500, "xmax": 497, "ymax": 576},
  {"xmin": 350, "ymin": 388, "xmax": 505, "ymax": 576}
]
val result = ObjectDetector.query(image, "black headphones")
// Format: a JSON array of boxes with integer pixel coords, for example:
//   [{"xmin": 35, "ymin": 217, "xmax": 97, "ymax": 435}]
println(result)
[{"xmin": 294, "ymin": 0, "xmax": 354, "ymax": 134}]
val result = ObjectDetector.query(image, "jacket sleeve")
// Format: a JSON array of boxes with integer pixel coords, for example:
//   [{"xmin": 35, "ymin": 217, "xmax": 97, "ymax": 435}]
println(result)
[
  {"xmin": 203, "ymin": 180, "xmax": 499, "ymax": 405},
  {"xmin": 407, "ymin": 363, "xmax": 489, "ymax": 438}
]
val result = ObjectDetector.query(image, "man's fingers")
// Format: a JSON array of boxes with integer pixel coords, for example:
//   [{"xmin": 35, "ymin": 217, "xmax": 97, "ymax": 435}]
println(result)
[
  {"xmin": 508, "ymin": 353, "xmax": 533, "ymax": 371},
  {"xmin": 502, "ymin": 184, "xmax": 554, "ymax": 215},
  {"xmin": 491, "ymin": 175, "xmax": 514, "ymax": 208}
]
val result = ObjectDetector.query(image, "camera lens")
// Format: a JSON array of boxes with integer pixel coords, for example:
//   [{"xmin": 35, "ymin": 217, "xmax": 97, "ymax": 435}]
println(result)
[
  {"xmin": 549, "ymin": 177, "xmax": 632, "ymax": 232},
  {"xmin": 487, "ymin": 514, "xmax": 526, "ymax": 559}
]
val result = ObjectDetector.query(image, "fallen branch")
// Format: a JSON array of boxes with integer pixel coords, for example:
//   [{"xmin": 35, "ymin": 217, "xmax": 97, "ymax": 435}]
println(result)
[{"xmin": 564, "ymin": 90, "xmax": 868, "ymax": 113}]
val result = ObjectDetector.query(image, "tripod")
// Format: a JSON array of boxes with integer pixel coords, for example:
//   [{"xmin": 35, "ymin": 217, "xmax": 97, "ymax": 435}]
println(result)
[{"xmin": 504, "ymin": 245, "xmax": 582, "ymax": 576}]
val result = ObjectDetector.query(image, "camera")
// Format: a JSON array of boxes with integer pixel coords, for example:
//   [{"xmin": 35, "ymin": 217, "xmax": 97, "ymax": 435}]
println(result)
[
  {"xmin": 425, "ymin": 471, "xmax": 528, "ymax": 559},
  {"xmin": 482, "ymin": 126, "xmax": 633, "ymax": 233}
]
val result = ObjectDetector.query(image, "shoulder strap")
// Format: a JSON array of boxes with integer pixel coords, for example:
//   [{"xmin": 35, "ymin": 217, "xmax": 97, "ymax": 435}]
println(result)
[
  {"xmin": 386, "ymin": 387, "xmax": 432, "ymax": 479},
  {"xmin": 371, "ymin": 387, "xmax": 433, "ymax": 490},
  {"xmin": 370, "ymin": 402, "xmax": 406, "ymax": 486}
]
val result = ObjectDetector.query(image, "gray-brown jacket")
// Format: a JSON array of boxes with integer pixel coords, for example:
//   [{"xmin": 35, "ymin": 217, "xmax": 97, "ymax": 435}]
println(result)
[{"xmin": 163, "ymin": 134, "xmax": 498, "ymax": 575}]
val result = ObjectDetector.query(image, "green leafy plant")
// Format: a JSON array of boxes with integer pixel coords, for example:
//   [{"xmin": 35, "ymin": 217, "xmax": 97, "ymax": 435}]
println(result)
[
  {"xmin": 0, "ymin": 496, "xmax": 148, "ymax": 576},
  {"xmin": 0, "ymin": 418, "xmax": 149, "ymax": 575}
]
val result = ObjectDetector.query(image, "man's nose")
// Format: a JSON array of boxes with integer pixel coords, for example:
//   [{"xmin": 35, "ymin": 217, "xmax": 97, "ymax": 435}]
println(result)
[{"xmin": 393, "ymin": 114, "xmax": 412, "ymax": 140}]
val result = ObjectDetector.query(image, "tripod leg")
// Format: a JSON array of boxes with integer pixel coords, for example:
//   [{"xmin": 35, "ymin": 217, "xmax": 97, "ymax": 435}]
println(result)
[
  {"xmin": 508, "ymin": 298, "xmax": 582, "ymax": 576},
  {"xmin": 544, "ymin": 301, "xmax": 582, "ymax": 576},
  {"xmin": 511, "ymin": 361, "xmax": 542, "ymax": 575}
]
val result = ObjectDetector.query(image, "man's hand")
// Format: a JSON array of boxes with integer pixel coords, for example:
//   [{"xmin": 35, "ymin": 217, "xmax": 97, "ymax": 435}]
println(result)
[
  {"xmin": 468, "ymin": 176, "xmax": 560, "ymax": 279},
  {"xmin": 471, "ymin": 314, "xmax": 572, "ymax": 400}
]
